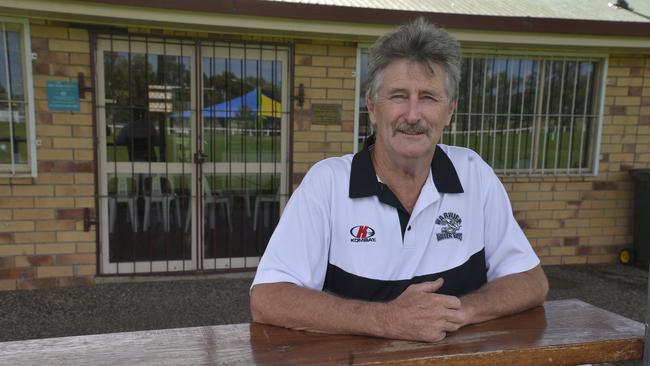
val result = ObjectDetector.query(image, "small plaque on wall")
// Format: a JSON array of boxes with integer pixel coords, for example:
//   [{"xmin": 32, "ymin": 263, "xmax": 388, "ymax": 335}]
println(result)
[
  {"xmin": 311, "ymin": 103, "xmax": 341, "ymax": 125},
  {"xmin": 47, "ymin": 81, "xmax": 80, "ymax": 112}
]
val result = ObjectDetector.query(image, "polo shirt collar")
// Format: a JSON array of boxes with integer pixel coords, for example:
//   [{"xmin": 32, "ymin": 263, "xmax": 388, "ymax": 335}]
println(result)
[{"xmin": 349, "ymin": 134, "xmax": 464, "ymax": 198}]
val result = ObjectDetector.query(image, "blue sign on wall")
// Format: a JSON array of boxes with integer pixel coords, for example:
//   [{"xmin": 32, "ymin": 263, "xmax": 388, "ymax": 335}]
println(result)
[{"xmin": 47, "ymin": 81, "xmax": 80, "ymax": 112}]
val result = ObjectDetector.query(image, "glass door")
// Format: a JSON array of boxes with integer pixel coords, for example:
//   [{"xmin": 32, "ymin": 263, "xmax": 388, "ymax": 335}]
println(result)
[
  {"xmin": 96, "ymin": 36, "xmax": 196, "ymax": 274},
  {"xmin": 199, "ymin": 43, "xmax": 290, "ymax": 270}
]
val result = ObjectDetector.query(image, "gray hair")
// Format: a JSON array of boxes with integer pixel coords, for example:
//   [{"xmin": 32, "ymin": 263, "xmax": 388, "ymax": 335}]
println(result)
[{"xmin": 365, "ymin": 18, "xmax": 461, "ymax": 103}]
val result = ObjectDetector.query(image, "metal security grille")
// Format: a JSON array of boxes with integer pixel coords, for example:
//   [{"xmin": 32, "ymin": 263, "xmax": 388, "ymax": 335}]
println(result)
[
  {"xmin": 95, "ymin": 33, "xmax": 290, "ymax": 275},
  {"xmin": 444, "ymin": 53, "xmax": 603, "ymax": 175},
  {"xmin": 354, "ymin": 49, "xmax": 604, "ymax": 175}
]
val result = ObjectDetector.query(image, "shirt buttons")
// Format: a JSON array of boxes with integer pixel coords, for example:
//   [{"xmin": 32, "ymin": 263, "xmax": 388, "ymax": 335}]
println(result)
[{"xmin": 407, "ymin": 226, "xmax": 412, "ymax": 231}]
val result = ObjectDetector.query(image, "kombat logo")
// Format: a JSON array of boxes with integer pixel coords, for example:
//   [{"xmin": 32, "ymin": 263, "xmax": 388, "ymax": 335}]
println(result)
[
  {"xmin": 435, "ymin": 212, "xmax": 463, "ymax": 241},
  {"xmin": 350, "ymin": 225, "xmax": 376, "ymax": 243}
]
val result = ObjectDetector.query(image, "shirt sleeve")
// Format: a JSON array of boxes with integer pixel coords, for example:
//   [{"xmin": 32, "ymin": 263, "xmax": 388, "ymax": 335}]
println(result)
[
  {"xmin": 251, "ymin": 161, "xmax": 332, "ymax": 291},
  {"xmin": 482, "ymin": 167, "xmax": 540, "ymax": 282}
]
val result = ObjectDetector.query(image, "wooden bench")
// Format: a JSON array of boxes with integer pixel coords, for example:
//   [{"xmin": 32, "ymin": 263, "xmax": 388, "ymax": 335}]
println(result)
[{"xmin": 0, "ymin": 299, "xmax": 643, "ymax": 365}]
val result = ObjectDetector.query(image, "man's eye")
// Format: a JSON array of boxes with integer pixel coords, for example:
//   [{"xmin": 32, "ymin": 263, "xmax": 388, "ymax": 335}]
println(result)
[{"xmin": 390, "ymin": 95, "xmax": 407, "ymax": 101}]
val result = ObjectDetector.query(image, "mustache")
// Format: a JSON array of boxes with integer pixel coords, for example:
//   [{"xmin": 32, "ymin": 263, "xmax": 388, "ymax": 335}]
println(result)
[{"xmin": 394, "ymin": 121, "xmax": 430, "ymax": 134}]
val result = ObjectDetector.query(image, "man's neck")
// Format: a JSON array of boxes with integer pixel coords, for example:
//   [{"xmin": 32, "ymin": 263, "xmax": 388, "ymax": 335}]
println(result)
[{"xmin": 370, "ymin": 146, "xmax": 433, "ymax": 213}]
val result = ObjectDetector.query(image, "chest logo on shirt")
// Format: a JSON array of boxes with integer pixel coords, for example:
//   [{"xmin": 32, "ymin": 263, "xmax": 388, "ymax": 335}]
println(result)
[
  {"xmin": 435, "ymin": 212, "xmax": 463, "ymax": 241},
  {"xmin": 350, "ymin": 225, "xmax": 376, "ymax": 243}
]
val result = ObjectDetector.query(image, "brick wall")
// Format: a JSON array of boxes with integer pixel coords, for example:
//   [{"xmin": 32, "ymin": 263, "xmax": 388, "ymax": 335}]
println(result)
[
  {"xmin": 292, "ymin": 41, "xmax": 356, "ymax": 184},
  {"xmin": 0, "ymin": 21, "xmax": 96, "ymax": 291}
]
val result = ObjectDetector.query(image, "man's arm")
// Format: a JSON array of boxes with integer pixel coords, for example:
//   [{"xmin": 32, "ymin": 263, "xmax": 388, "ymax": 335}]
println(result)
[
  {"xmin": 250, "ymin": 278, "xmax": 465, "ymax": 342},
  {"xmin": 458, "ymin": 264, "xmax": 548, "ymax": 327}
]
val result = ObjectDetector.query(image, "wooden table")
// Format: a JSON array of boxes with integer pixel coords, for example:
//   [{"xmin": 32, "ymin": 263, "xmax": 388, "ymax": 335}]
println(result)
[{"xmin": 0, "ymin": 299, "xmax": 643, "ymax": 365}]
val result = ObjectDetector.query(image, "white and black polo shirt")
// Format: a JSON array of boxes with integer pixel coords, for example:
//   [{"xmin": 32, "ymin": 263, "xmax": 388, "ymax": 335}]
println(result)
[{"xmin": 252, "ymin": 136, "xmax": 539, "ymax": 302}]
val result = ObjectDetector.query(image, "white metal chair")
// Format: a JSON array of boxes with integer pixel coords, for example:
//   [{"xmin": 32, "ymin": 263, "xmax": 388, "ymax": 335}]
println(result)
[
  {"xmin": 143, "ymin": 175, "xmax": 181, "ymax": 232},
  {"xmin": 253, "ymin": 190, "xmax": 280, "ymax": 231},
  {"xmin": 185, "ymin": 177, "xmax": 232, "ymax": 232},
  {"xmin": 108, "ymin": 176, "xmax": 138, "ymax": 233}
]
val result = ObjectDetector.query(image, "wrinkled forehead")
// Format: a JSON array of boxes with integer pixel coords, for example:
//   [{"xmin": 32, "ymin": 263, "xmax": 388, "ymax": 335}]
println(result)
[{"xmin": 378, "ymin": 59, "xmax": 448, "ymax": 90}]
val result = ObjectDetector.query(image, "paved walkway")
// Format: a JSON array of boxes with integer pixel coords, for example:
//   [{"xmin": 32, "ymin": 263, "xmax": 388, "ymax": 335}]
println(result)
[{"xmin": 0, "ymin": 264, "xmax": 647, "ymax": 365}]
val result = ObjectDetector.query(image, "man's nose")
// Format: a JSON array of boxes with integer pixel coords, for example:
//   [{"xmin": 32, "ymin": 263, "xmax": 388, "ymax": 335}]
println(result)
[{"xmin": 404, "ymin": 97, "xmax": 422, "ymax": 123}]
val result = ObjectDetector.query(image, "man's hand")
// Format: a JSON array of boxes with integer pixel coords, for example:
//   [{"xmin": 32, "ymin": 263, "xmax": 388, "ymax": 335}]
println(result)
[{"xmin": 377, "ymin": 279, "xmax": 465, "ymax": 342}]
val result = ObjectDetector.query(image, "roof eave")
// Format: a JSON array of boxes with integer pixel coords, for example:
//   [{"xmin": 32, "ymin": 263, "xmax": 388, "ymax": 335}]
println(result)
[{"xmin": 80, "ymin": 0, "xmax": 650, "ymax": 37}]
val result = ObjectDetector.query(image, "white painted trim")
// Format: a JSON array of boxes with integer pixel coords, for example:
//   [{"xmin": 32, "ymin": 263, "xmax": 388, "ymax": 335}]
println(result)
[
  {"xmin": 1, "ymin": 1, "xmax": 649, "ymax": 49},
  {"xmin": 0, "ymin": 16, "xmax": 36, "ymax": 177},
  {"xmin": 593, "ymin": 56, "xmax": 609, "ymax": 177}
]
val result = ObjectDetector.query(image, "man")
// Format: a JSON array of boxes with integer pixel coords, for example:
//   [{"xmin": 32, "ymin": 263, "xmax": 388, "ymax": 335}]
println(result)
[{"xmin": 250, "ymin": 18, "xmax": 548, "ymax": 342}]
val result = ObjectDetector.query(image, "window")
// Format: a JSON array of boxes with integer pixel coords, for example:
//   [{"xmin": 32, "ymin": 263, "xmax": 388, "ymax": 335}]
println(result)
[
  {"xmin": 0, "ymin": 18, "xmax": 35, "ymax": 177},
  {"xmin": 354, "ymin": 49, "xmax": 605, "ymax": 175}
]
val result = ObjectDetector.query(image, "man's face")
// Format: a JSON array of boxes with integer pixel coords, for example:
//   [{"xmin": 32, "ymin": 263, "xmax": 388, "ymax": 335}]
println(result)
[{"xmin": 367, "ymin": 59, "xmax": 456, "ymax": 162}]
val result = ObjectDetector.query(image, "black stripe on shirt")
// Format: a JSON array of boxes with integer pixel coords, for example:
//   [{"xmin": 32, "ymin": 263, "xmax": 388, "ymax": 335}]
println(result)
[{"xmin": 322, "ymin": 249, "xmax": 487, "ymax": 302}]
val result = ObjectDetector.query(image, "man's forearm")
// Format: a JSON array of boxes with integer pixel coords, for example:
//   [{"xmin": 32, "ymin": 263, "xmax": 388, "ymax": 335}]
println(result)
[
  {"xmin": 251, "ymin": 279, "xmax": 465, "ymax": 342},
  {"xmin": 251, "ymin": 282, "xmax": 385, "ymax": 337},
  {"xmin": 459, "ymin": 264, "xmax": 549, "ymax": 326}
]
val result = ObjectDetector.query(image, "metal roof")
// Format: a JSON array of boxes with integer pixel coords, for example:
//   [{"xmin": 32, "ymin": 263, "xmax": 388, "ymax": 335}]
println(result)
[{"xmin": 267, "ymin": 0, "xmax": 650, "ymax": 23}]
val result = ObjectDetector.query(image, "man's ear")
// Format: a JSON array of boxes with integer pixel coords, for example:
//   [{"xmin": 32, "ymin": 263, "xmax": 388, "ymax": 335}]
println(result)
[
  {"xmin": 366, "ymin": 96, "xmax": 376, "ymax": 124},
  {"xmin": 445, "ymin": 99, "xmax": 457, "ymax": 127}
]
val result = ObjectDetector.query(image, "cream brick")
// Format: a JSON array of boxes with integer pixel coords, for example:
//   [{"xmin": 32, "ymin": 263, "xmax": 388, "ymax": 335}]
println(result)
[
  {"xmin": 587, "ymin": 254, "xmax": 618, "ymax": 264},
  {"xmin": 326, "ymin": 131, "xmax": 353, "ymax": 142},
  {"xmin": 12, "ymin": 185, "xmax": 54, "ymax": 197},
  {"xmin": 72, "ymin": 126, "xmax": 93, "ymax": 137},
  {"xmin": 70, "ymin": 53, "xmax": 90, "ymax": 65},
  {"xmin": 539, "ymin": 201, "xmax": 566, "ymax": 210},
  {"xmin": 294, "ymin": 131, "xmax": 325, "ymax": 142},
  {"xmin": 73, "ymin": 149, "xmax": 95, "ymax": 161},
  {"xmin": 35, "ymin": 197, "xmax": 75, "ymax": 208},
  {"xmin": 605, "ymin": 87, "xmax": 630, "ymax": 97},
  {"xmin": 310, "ymin": 125, "xmax": 342, "ymax": 132},
  {"xmin": 562, "ymin": 256, "xmax": 587, "ymax": 265},
  {"xmin": 13, "ymin": 209, "xmax": 56, "ymax": 220},
  {"xmin": 54, "ymin": 185, "xmax": 94, "ymax": 197},
  {"xmin": 68, "ymin": 28, "xmax": 89, "ymax": 41},
  {"xmin": 48, "ymin": 39, "xmax": 89, "ymax": 53},
  {"xmin": 76, "ymin": 242, "xmax": 96, "ymax": 253},
  {"xmin": 36, "ymin": 243, "xmax": 76, "ymax": 255},
  {"xmin": 74, "ymin": 173, "xmax": 94, "ymax": 185},
  {"xmin": 52, "ymin": 137, "xmax": 92, "ymax": 149},
  {"xmin": 608, "ymin": 67, "xmax": 631, "ymax": 77},
  {"xmin": 311, "ymin": 56, "xmax": 344, "ymax": 67},
  {"xmin": 14, "ymin": 231, "xmax": 57, "ymax": 243},
  {"xmin": 343, "ymin": 79, "xmax": 356, "ymax": 89},
  {"xmin": 52, "ymin": 113, "xmax": 92, "ymax": 125},
  {"xmin": 295, "ymin": 44, "xmax": 328, "ymax": 56},
  {"xmin": 36, "ymin": 265, "xmax": 73, "ymax": 278},
  {"xmin": 35, "ymin": 220, "xmax": 76, "ymax": 232},
  {"xmin": 0, "ymin": 244, "xmax": 34, "ymax": 256},
  {"xmin": 541, "ymin": 256, "xmax": 562, "ymax": 265},
  {"xmin": 74, "ymin": 197, "xmax": 95, "ymax": 208},
  {"xmin": 0, "ymin": 197, "xmax": 33, "ymax": 209},
  {"xmin": 0, "ymin": 209, "xmax": 11, "ymax": 220},
  {"xmin": 526, "ymin": 192, "xmax": 553, "ymax": 201},
  {"xmin": 327, "ymin": 89, "xmax": 356, "ymax": 100},
  {"xmin": 76, "ymin": 264, "xmax": 97, "ymax": 276},
  {"xmin": 294, "ymin": 152, "xmax": 325, "ymax": 163},
  {"xmin": 0, "ymin": 280, "xmax": 16, "ymax": 291},
  {"xmin": 311, "ymin": 78, "xmax": 343, "ymax": 88},
  {"xmin": 328, "ymin": 67, "xmax": 355, "ymax": 78},
  {"xmin": 328, "ymin": 46, "xmax": 356, "ymax": 57},
  {"xmin": 292, "ymin": 163, "xmax": 311, "ymax": 174},
  {"xmin": 35, "ymin": 174, "xmax": 75, "ymax": 185},
  {"xmin": 614, "ymin": 96, "xmax": 641, "ymax": 106},
  {"xmin": 550, "ymin": 246, "xmax": 577, "ymax": 256},
  {"xmin": 55, "ymin": 230, "xmax": 95, "ymax": 242},
  {"xmin": 305, "ymin": 88, "xmax": 327, "ymax": 99},
  {"xmin": 0, "ymin": 221, "xmax": 35, "ymax": 233},
  {"xmin": 295, "ymin": 66, "xmax": 327, "ymax": 78},
  {"xmin": 31, "ymin": 25, "xmax": 69, "ymax": 39}
]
